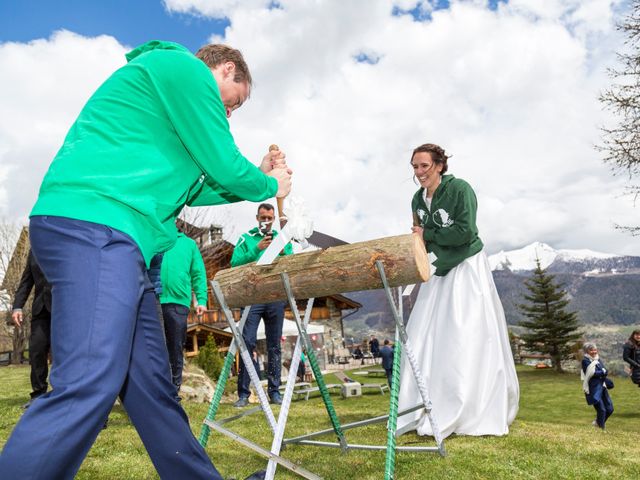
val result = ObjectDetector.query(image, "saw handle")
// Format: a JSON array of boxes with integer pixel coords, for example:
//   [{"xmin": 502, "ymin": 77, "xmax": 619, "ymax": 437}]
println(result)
[{"xmin": 269, "ymin": 144, "xmax": 287, "ymax": 228}]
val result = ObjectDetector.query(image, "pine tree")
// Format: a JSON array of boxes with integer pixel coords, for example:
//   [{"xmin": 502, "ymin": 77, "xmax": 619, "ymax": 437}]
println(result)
[{"xmin": 518, "ymin": 260, "xmax": 581, "ymax": 373}]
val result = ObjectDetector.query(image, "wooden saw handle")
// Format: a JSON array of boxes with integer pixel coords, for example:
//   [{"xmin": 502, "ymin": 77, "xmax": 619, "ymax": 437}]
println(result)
[{"xmin": 269, "ymin": 144, "xmax": 286, "ymax": 227}]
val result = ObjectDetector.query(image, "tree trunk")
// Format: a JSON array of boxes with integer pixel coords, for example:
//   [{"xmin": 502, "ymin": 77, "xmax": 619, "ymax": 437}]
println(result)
[
  {"xmin": 553, "ymin": 355, "xmax": 563, "ymax": 373},
  {"xmin": 214, "ymin": 233, "xmax": 429, "ymax": 308}
]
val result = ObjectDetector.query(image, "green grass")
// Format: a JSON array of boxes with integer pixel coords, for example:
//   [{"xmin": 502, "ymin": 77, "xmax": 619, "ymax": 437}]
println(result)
[{"xmin": 1, "ymin": 365, "xmax": 640, "ymax": 479}]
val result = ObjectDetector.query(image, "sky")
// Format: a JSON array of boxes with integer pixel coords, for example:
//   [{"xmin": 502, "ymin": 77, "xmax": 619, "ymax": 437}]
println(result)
[{"xmin": 0, "ymin": 0, "xmax": 638, "ymax": 256}]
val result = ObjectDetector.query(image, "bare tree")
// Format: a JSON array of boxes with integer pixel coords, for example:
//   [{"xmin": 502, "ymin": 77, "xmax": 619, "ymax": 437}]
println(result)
[
  {"xmin": 0, "ymin": 220, "xmax": 31, "ymax": 363},
  {"xmin": 599, "ymin": 1, "xmax": 640, "ymax": 234}
]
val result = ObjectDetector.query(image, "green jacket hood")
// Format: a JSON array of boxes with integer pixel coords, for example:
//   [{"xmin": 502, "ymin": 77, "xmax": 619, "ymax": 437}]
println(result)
[
  {"xmin": 434, "ymin": 174, "xmax": 455, "ymax": 196},
  {"xmin": 125, "ymin": 41, "xmax": 190, "ymax": 62}
]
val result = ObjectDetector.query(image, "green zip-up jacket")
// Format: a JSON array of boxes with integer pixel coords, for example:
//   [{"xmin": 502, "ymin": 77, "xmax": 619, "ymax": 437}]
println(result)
[
  {"xmin": 159, "ymin": 233, "xmax": 207, "ymax": 308},
  {"xmin": 31, "ymin": 40, "xmax": 277, "ymax": 266},
  {"xmin": 412, "ymin": 175, "xmax": 483, "ymax": 276},
  {"xmin": 230, "ymin": 227, "xmax": 293, "ymax": 267}
]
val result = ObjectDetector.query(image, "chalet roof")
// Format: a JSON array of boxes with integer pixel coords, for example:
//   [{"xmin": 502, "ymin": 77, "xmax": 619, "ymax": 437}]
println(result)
[
  {"xmin": 1, "ymin": 227, "xmax": 29, "ymax": 292},
  {"xmin": 186, "ymin": 323, "xmax": 232, "ymax": 338}
]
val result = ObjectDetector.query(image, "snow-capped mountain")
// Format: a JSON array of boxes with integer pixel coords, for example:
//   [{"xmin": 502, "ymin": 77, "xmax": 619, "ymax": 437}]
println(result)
[{"xmin": 488, "ymin": 242, "xmax": 622, "ymax": 272}]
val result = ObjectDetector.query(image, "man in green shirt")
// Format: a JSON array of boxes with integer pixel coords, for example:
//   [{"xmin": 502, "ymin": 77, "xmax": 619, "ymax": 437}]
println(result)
[
  {"xmin": 231, "ymin": 203, "xmax": 292, "ymax": 407},
  {"xmin": 0, "ymin": 41, "xmax": 290, "ymax": 480},
  {"xmin": 160, "ymin": 227, "xmax": 208, "ymax": 400}
]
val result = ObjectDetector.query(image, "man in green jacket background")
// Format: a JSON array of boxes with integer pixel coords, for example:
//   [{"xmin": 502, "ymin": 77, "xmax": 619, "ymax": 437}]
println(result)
[
  {"xmin": 160, "ymin": 227, "xmax": 208, "ymax": 400},
  {"xmin": 231, "ymin": 203, "xmax": 293, "ymax": 407},
  {"xmin": 0, "ymin": 40, "xmax": 291, "ymax": 480}
]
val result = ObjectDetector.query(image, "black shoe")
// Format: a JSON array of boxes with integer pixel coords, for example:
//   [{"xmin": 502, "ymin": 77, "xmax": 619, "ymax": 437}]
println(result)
[
  {"xmin": 269, "ymin": 393, "xmax": 282, "ymax": 405},
  {"xmin": 233, "ymin": 397, "xmax": 249, "ymax": 408},
  {"xmin": 23, "ymin": 392, "xmax": 46, "ymax": 409},
  {"xmin": 244, "ymin": 470, "xmax": 266, "ymax": 480}
]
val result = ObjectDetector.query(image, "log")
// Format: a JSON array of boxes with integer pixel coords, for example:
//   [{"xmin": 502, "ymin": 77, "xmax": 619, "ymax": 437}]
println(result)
[{"xmin": 213, "ymin": 233, "xmax": 429, "ymax": 307}]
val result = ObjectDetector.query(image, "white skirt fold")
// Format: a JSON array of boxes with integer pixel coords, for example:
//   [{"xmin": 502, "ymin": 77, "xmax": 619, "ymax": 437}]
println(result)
[{"xmin": 396, "ymin": 250, "xmax": 519, "ymax": 438}]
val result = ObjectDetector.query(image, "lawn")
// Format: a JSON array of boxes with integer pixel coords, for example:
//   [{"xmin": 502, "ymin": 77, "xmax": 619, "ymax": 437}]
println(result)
[{"xmin": 1, "ymin": 365, "xmax": 639, "ymax": 479}]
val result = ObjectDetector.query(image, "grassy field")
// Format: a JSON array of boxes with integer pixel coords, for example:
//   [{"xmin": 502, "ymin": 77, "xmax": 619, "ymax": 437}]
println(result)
[{"xmin": 1, "ymin": 365, "xmax": 640, "ymax": 479}]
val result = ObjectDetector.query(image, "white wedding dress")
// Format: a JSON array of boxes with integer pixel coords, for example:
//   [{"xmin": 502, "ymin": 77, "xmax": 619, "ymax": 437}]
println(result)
[{"xmin": 396, "ymin": 250, "xmax": 519, "ymax": 438}]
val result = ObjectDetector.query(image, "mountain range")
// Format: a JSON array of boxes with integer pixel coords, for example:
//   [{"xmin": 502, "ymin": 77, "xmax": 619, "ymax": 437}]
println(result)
[{"xmin": 343, "ymin": 242, "xmax": 640, "ymax": 342}]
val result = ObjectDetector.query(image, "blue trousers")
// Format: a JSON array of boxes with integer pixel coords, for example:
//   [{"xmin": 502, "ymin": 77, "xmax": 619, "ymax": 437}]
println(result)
[
  {"xmin": 237, "ymin": 302, "xmax": 285, "ymax": 398},
  {"xmin": 162, "ymin": 303, "xmax": 190, "ymax": 396},
  {"xmin": 0, "ymin": 216, "xmax": 221, "ymax": 480},
  {"xmin": 593, "ymin": 389, "xmax": 614, "ymax": 429}
]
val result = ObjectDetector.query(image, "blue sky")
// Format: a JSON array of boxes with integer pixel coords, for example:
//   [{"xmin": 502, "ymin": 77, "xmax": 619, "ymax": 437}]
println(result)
[
  {"xmin": 0, "ymin": 0, "xmax": 511, "ymax": 51},
  {"xmin": 0, "ymin": 0, "xmax": 229, "ymax": 52}
]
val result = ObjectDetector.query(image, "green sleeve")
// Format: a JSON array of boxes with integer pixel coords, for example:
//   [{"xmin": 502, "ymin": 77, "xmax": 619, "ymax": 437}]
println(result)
[
  {"xmin": 190, "ymin": 242, "xmax": 208, "ymax": 306},
  {"xmin": 282, "ymin": 242, "xmax": 293, "ymax": 256},
  {"xmin": 230, "ymin": 235, "xmax": 261, "ymax": 267},
  {"xmin": 187, "ymin": 181, "xmax": 243, "ymax": 207},
  {"xmin": 423, "ymin": 183, "xmax": 478, "ymax": 247},
  {"xmin": 150, "ymin": 51, "xmax": 278, "ymax": 203}
]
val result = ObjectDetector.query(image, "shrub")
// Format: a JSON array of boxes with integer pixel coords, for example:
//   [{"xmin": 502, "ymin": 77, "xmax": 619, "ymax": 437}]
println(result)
[{"xmin": 196, "ymin": 335, "xmax": 224, "ymax": 380}]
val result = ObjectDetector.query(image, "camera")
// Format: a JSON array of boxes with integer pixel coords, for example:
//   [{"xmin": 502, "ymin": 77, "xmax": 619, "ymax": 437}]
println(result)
[{"xmin": 259, "ymin": 220, "xmax": 272, "ymax": 236}]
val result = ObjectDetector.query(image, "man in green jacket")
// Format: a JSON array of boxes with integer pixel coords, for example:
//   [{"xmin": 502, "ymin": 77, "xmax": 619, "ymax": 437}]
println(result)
[
  {"xmin": 231, "ymin": 203, "xmax": 292, "ymax": 407},
  {"xmin": 160, "ymin": 228, "xmax": 208, "ymax": 400},
  {"xmin": 0, "ymin": 41, "xmax": 291, "ymax": 480}
]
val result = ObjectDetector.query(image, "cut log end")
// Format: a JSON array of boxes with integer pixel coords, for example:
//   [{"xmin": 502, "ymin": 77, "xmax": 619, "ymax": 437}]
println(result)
[{"xmin": 412, "ymin": 232, "xmax": 430, "ymax": 282}]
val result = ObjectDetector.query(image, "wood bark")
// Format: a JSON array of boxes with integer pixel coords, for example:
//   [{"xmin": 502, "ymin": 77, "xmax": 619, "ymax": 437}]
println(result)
[{"xmin": 213, "ymin": 233, "xmax": 429, "ymax": 307}]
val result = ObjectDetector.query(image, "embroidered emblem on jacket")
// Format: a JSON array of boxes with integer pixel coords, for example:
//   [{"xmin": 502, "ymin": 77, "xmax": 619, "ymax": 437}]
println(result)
[{"xmin": 433, "ymin": 209, "xmax": 454, "ymax": 227}]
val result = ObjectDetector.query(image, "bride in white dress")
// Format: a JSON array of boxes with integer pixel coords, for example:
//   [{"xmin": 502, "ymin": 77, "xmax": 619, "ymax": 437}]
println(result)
[{"xmin": 396, "ymin": 143, "xmax": 519, "ymax": 439}]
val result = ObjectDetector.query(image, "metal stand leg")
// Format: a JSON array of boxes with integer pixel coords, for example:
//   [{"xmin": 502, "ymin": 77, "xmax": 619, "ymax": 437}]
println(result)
[
  {"xmin": 375, "ymin": 261, "xmax": 446, "ymax": 457},
  {"xmin": 199, "ymin": 306, "xmax": 251, "ymax": 446},
  {"xmin": 200, "ymin": 281, "xmax": 322, "ymax": 479},
  {"xmin": 281, "ymin": 273, "xmax": 348, "ymax": 451},
  {"xmin": 265, "ymin": 298, "xmax": 315, "ymax": 480},
  {"xmin": 211, "ymin": 281, "xmax": 277, "ymax": 431},
  {"xmin": 384, "ymin": 320, "xmax": 402, "ymax": 479}
]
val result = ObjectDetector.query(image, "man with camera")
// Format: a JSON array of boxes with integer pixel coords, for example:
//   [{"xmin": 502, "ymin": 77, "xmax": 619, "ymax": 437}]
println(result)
[{"xmin": 231, "ymin": 203, "xmax": 292, "ymax": 407}]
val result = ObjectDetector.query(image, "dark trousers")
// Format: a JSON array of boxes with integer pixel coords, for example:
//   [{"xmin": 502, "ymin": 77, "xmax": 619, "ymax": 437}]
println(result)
[
  {"xmin": 162, "ymin": 303, "xmax": 190, "ymax": 397},
  {"xmin": 0, "ymin": 216, "xmax": 221, "ymax": 480},
  {"xmin": 385, "ymin": 368, "xmax": 393, "ymax": 388},
  {"xmin": 593, "ymin": 389, "xmax": 614, "ymax": 428},
  {"xmin": 297, "ymin": 361, "xmax": 306, "ymax": 383},
  {"xmin": 29, "ymin": 310, "xmax": 51, "ymax": 398},
  {"xmin": 238, "ymin": 302, "xmax": 285, "ymax": 398}
]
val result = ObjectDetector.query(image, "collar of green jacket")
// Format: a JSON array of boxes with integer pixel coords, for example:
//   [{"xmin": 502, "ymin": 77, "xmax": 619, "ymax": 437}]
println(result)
[
  {"xmin": 125, "ymin": 40, "xmax": 189, "ymax": 62},
  {"xmin": 426, "ymin": 174, "xmax": 454, "ymax": 203}
]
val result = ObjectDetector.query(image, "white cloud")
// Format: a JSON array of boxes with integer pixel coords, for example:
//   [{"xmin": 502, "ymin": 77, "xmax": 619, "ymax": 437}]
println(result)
[
  {"xmin": 2, "ymin": 0, "xmax": 639, "ymax": 257},
  {"xmin": 0, "ymin": 30, "xmax": 127, "ymax": 220}
]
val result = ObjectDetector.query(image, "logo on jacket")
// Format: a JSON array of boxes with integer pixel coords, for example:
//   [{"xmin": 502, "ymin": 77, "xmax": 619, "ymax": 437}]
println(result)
[
  {"xmin": 416, "ymin": 209, "xmax": 427, "ymax": 222},
  {"xmin": 433, "ymin": 209, "xmax": 453, "ymax": 227}
]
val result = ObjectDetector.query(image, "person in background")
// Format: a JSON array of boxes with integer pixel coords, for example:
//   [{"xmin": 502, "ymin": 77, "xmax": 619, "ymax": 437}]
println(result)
[
  {"xmin": 369, "ymin": 335, "xmax": 380, "ymax": 359},
  {"xmin": 231, "ymin": 203, "xmax": 293, "ymax": 407},
  {"xmin": 581, "ymin": 342, "xmax": 614, "ymax": 430},
  {"xmin": 297, "ymin": 351, "xmax": 307, "ymax": 383},
  {"xmin": 379, "ymin": 339, "xmax": 394, "ymax": 388},
  {"xmin": 12, "ymin": 249, "xmax": 52, "ymax": 409},
  {"xmin": 160, "ymin": 226, "xmax": 208, "ymax": 400},
  {"xmin": 623, "ymin": 329, "xmax": 640, "ymax": 387},
  {"xmin": 0, "ymin": 40, "xmax": 291, "ymax": 480}
]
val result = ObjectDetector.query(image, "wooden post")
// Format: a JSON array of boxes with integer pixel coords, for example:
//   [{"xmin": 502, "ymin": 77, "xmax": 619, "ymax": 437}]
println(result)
[{"xmin": 214, "ymin": 233, "xmax": 429, "ymax": 307}]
